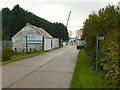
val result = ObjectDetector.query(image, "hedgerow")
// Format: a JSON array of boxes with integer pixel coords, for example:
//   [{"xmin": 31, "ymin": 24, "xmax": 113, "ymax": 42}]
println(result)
[
  {"xmin": 99, "ymin": 29, "xmax": 119, "ymax": 87},
  {"xmin": 82, "ymin": 4, "xmax": 120, "ymax": 87}
]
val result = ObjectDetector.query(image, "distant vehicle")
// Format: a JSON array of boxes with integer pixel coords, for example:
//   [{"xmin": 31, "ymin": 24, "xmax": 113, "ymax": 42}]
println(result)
[{"xmin": 76, "ymin": 44, "xmax": 84, "ymax": 49}]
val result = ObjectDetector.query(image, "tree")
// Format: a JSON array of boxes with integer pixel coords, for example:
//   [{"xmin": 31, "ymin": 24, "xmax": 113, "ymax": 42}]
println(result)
[
  {"xmin": 2, "ymin": 4, "xmax": 69, "ymax": 40},
  {"xmin": 7, "ymin": 5, "xmax": 26, "ymax": 39},
  {"xmin": 2, "ymin": 8, "xmax": 11, "ymax": 40},
  {"xmin": 82, "ymin": 4, "xmax": 120, "ymax": 87}
]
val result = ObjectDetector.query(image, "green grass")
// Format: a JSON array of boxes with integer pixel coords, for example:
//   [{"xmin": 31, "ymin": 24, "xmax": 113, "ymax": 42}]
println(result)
[
  {"xmin": 0, "ymin": 50, "xmax": 46, "ymax": 65},
  {"xmin": 71, "ymin": 49, "xmax": 114, "ymax": 88}
]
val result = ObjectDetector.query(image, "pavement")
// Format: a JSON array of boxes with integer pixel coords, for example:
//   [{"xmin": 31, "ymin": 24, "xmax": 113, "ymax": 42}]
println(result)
[{"xmin": 2, "ymin": 45, "xmax": 79, "ymax": 88}]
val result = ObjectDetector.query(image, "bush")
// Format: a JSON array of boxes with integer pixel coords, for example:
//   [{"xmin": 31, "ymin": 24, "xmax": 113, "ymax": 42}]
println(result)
[
  {"xmin": 2, "ymin": 44, "xmax": 14, "ymax": 61},
  {"xmin": 99, "ymin": 29, "xmax": 119, "ymax": 87}
]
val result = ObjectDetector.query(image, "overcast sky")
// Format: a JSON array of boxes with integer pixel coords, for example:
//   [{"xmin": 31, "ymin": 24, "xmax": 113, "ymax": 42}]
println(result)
[{"xmin": 0, "ymin": 0, "xmax": 119, "ymax": 37}]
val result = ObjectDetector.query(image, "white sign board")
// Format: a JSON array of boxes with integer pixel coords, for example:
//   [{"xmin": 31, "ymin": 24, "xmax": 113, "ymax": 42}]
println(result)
[{"xmin": 27, "ymin": 35, "xmax": 43, "ymax": 43}]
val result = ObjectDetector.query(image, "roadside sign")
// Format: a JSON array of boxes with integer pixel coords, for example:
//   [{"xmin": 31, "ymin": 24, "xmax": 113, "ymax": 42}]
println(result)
[
  {"xmin": 97, "ymin": 36, "xmax": 104, "ymax": 40},
  {"xmin": 27, "ymin": 35, "xmax": 43, "ymax": 43}
]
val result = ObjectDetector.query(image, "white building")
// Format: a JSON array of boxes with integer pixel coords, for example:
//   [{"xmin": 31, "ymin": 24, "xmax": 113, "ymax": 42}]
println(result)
[{"xmin": 12, "ymin": 23, "xmax": 59, "ymax": 52}]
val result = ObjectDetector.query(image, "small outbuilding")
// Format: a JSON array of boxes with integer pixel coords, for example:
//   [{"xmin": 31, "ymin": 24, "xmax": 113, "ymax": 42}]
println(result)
[{"xmin": 12, "ymin": 23, "xmax": 59, "ymax": 52}]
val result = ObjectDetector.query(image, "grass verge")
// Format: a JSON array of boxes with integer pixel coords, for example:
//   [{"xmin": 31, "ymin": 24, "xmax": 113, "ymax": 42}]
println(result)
[
  {"xmin": 71, "ymin": 49, "xmax": 114, "ymax": 88},
  {"xmin": 0, "ymin": 50, "xmax": 46, "ymax": 65}
]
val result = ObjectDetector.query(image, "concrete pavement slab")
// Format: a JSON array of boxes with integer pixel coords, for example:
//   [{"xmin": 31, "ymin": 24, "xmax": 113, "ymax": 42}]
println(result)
[
  {"xmin": 2, "ymin": 45, "xmax": 79, "ymax": 88},
  {"xmin": 9, "ymin": 72, "xmax": 72, "ymax": 88}
]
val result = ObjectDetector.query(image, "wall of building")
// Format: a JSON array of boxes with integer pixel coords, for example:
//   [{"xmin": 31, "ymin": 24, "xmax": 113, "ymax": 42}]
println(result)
[
  {"xmin": 12, "ymin": 24, "xmax": 59, "ymax": 52},
  {"xmin": 52, "ymin": 38, "xmax": 59, "ymax": 49},
  {"xmin": 44, "ymin": 38, "xmax": 52, "ymax": 51},
  {"xmin": 12, "ymin": 25, "xmax": 42, "ymax": 52}
]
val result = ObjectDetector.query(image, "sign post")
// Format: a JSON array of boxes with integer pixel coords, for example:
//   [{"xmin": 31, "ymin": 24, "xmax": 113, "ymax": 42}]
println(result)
[
  {"xmin": 96, "ymin": 36, "xmax": 104, "ymax": 71},
  {"xmin": 26, "ymin": 36, "xmax": 28, "ymax": 53}
]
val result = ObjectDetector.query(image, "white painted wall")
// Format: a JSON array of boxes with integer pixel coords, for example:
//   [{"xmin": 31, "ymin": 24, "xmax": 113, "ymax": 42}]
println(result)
[
  {"xmin": 44, "ymin": 38, "xmax": 52, "ymax": 50},
  {"xmin": 12, "ymin": 23, "xmax": 59, "ymax": 52},
  {"xmin": 52, "ymin": 38, "xmax": 59, "ymax": 48},
  {"xmin": 12, "ymin": 24, "xmax": 43, "ymax": 52}
]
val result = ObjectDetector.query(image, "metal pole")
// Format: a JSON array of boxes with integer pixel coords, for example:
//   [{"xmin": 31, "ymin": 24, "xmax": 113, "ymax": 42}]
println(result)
[
  {"xmin": 96, "ymin": 36, "xmax": 98, "ymax": 71},
  {"xmin": 42, "ymin": 36, "xmax": 44, "ymax": 51},
  {"xmin": 26, "ymin": 36, "xmax": 28, "ymax": 53},
  {"xmin": 66, "ymin": 11, "xmax": 71, "ymax": 28}
]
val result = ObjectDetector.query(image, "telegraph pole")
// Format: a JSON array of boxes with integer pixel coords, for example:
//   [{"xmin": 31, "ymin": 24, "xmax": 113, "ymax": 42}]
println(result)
[{"xmin": 66, "ymin": 11, "xmax": 71, "ymax": 29}]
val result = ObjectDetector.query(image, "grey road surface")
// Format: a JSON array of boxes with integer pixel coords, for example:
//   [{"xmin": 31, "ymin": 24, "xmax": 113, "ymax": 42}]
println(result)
[{"xmin": 2, "ymin": 45, "xmax": 79, "ymax": 88}]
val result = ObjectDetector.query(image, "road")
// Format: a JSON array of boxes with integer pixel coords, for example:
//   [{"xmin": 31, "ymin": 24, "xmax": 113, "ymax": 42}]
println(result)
[{"xmin": 2, "ymin": 45, "xmax": 79, "ymax": 88}]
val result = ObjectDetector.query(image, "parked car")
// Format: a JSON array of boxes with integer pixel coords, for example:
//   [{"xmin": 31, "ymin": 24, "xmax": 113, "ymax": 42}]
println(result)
[{"xmin": 76, "ymin": 44, "xmax": 84, "ymax": 49}]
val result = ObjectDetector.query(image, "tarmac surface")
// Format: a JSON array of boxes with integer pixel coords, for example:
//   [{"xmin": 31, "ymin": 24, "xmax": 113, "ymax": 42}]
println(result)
[{"xmin": 2, "ymin": 45, "xmax": 79, "ymax": 88}]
